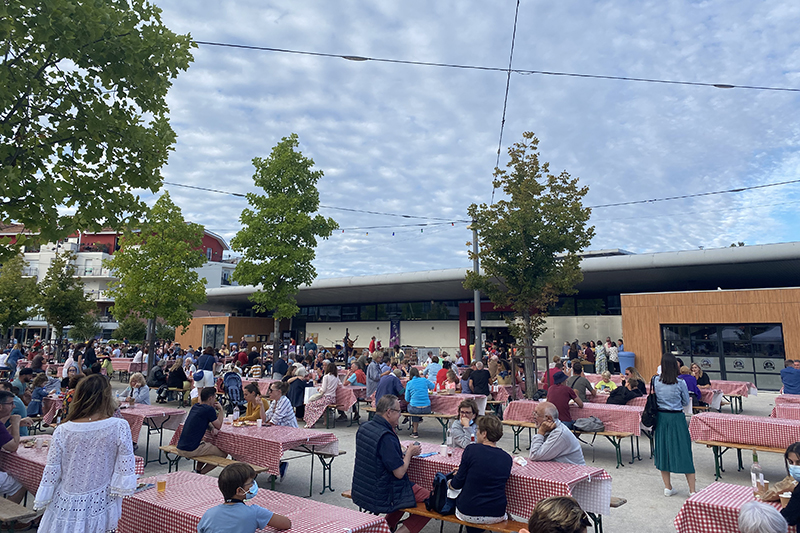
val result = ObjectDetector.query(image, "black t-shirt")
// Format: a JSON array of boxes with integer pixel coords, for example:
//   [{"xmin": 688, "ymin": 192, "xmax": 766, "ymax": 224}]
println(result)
[
  {"xmin": 470, "ymin": 369, "xmax": 491, "ymax": 395},
  {"xmin": 696, "ymin": 373, "xmax": 711, "ymax": 387},
  {"xmin": 177, "ymin": 403, "xmax": 218, "ymax": 451}
]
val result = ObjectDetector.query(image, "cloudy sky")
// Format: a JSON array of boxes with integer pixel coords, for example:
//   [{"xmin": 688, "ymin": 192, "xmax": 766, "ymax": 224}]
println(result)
[{"xmin": 147, "ymin": 0, "xmax": 800, "ymax": 279}]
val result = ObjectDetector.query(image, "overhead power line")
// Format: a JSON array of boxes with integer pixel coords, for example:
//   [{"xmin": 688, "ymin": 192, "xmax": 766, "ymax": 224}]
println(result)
[{"xmin": 194, "ymin": 40, "xmax": 800, "ymax": 93}]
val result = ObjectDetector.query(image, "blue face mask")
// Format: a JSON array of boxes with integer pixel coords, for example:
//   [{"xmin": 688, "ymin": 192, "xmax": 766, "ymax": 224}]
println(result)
[
  {"xmin": 244, "ymin": 480, "xmax": 258, "ymax": 500},
  {"xmin": 789, "ymin": 465, "xmax": 800, "ymax": 482}
]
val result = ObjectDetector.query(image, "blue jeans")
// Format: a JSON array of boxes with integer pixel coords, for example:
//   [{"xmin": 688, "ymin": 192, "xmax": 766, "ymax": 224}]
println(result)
[
  {"xmin": 562, "ymin": 420, "xmax": 575, "ymax": 430},
  {"xmin": 408, "ymin": 404, "xmax": 431, "ymax": 423}
]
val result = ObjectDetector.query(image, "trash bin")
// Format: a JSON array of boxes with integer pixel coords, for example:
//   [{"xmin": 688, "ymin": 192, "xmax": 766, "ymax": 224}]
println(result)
[{"xmin": 617, "ymin": 351, "xmax": 636, "ymax": 373}]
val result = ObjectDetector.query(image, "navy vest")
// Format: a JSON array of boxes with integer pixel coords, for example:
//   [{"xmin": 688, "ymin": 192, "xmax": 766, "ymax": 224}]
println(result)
[{"xmin": 352, "ymin": 415, "xmax": 416, "ymax": 513}]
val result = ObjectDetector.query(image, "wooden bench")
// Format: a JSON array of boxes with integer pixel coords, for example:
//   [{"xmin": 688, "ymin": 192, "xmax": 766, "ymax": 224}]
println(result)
[
  {"xmin": 502, "ymin": 420, "xmax": 537, "ymax": 454},
  {"xmin": 486, "ymin": 400, "xmax": 505, "ymax": 418},
  {"xmin": 365, "ymin": 408, "xmax": 456, "ymax": 444},
  {"xmin": 166, "ymin": 387, "xmax": 191, "ymax": 408},
  {"xmin": 692, "ymin": 404, "xmax": 710, "ymax": 414},
  {"xmin": 696, "ymin": 440, "xmax": 786, "ymax": 480},
  {"xmin": 341, "ymin": 490, "xmax": 526, "ymax": 533},
  {"xmin": 158, "ymin": 445, "xmax": 268, "ymax": 476},
  {"xmin": 0, "ymin": 498, "xmax": 37, "ymax": 533},
  {"xmin": 572, "ymin": 429, "xmax": 637, "ymax": 469}
]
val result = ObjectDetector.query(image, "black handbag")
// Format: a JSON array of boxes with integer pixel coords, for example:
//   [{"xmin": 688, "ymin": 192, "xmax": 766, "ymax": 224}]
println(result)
[
  {"xmin": 425, "ymin": 472, "xmax": 456, "ymax": 515},
  {"xmin": 641, "ymin": 376, "xmax": 659, "ymax": 428}
]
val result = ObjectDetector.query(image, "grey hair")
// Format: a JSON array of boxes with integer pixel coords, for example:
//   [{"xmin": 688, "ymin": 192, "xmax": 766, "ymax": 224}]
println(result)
[
  {"xmin": 475, "ymin": 361, "xmax": 484, "ymax": 370},
  {"xmin": 738, "ymin": 501, "xmax": 788, "ymax": 533},
  {"xmin": 539, "ymin": 402, "xmax": 560, "ymax": 421},
  {"xmin": 376, "ymin": 394, "xmax": 399, "ymax": 415}
]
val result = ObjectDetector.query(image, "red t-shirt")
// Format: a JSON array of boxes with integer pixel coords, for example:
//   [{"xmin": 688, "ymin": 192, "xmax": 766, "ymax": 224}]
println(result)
[
  {"xmin": 237, "ymin": 351, "xmax": 248, "ymax": 366},
  {"xmin": 541, "ymin": 367, "xmax": 562, "ymax": 390},
  {"xmin": 436, "ymin": 368, "xmax": 449, "ymax": 389},
  {"xmin": 546, "ymin": 384, "xmax": 578, "ymax": 422}
]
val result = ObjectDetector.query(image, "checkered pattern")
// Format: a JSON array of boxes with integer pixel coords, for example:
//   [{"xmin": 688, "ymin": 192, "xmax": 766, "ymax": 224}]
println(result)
[
  {"xmin": 673, "ymin": 482, "xmax": 795, "ymax": 533},
  {"xmin": 491, "ymin": 385, "xmax": 524, "ymax": 403},
  {"xmin": 771, "ymin": 404, "xmax": 800, "ymax": 420},
  {"xmin": 241, "ymin": 378, "xmax": 277, "ymax": 396},
  {"xmin": 119, "ymin": 471, "xmax": 390, "ymax": 533},
  {"xmin": 348, "ymin": 385, "xmax": 367, "ymax": 399},
  {"xmin": 41, "ymin": 396, "xmax": 63, "ymax": 424},
  {"xmin": 429, "ymin": 393, "xmax": 488, "ymax": 415},
  {"xmin": 585, "ymin": 373, "xmax": 624, "ymax": 385},
  {"xmin": 111, "ymin": 359, "xmax": 136, "ymax": 371},
  {"xmin": 0, "ymin": 436, "xmax": 144, "ymax": 494},
  {"xmin": 588, "ymin": 393, "xmax": 648, "ymax": 408},
  {"xmin": 405, "ymin": 442, "xmax": 612, "ymax": 517},
  {"xmin": 119, "ymin": 404, "xmax": 187, "ymax": 445},
  {"xmin": 304, "ymin": 386, "xmax": 358, "ymax": 427},
  {"xmin": 689, "ymin": 411, "xmax": 800, "ymax": 448},
  {"xmin": 504, "ymin": 400, "xmax": 538, "ymax": 423},
  {"xmin": 169, "ymin": 423, "xmax": 339, "ymax": 475},
  {"xmin": 775, "ymin": 394, "xmax": 800, "ymax": 405},
  {"xmin": 504, "ymin": 400, "xmax": 643, "ymax": 435},
  {"xmin": 709, "ymin": 380, "xmax": 755, "ymax": 397}
]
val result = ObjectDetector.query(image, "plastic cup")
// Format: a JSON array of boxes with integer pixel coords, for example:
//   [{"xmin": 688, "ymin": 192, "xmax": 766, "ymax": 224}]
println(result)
[
  {"xmin": 256, "ymin": 419, "xmax": 262, "ymax": 428},
  {"xmin": 35, "ymin": 438, "xmax": 43, "ymax": 450},
  {"xmin": 157, "ymin": 476, "xmax": 167, "ymax": 493},
  {"xmin": 440, "ymin": 444, "xmax": 447, "ymax": 455},
  {"xmin": 780, "ymin": 492, "xmax": 792, "ymax": 508}
]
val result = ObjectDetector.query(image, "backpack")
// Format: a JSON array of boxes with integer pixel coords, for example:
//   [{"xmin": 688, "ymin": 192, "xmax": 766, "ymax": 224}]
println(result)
[
  {"xmin": 641, "ymin": 376, "xmax": 659, "ymax": 428},
  {"xmin": 572, "ymin": 416, "xmax": 605, "ymax": 433},
  {"xmin": 425, "ymin": 472, "xmax": 456, "ymax": 515}
]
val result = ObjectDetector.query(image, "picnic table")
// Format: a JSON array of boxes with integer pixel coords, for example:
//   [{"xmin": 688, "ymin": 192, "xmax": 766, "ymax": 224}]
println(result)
[
  {"xmin": 674, "ymin": 481, "xmax": 796, "ymax": 533},
  {"xmin": 428, "ymin": 392, "xmax": 488, "ymax": 416},
  {"xmin": 41, "ymin": 395, "xmax": 63, "ymax": 425},
  {"xmin": 776, "ymin": 394, "xmax": 800, "ymax": 405},
  {"xmin": 771, "ymin": 404, "xmax": 800, "ymax": 420},
  {"xmin": 406, "ymin": 442, "xmax": 612, "ymax": 520},
  {"xmin": 709, "ymin": 380, "xmax": 756, "ymax": 414},
  {"xmin": 169, "ymin": 423, "xmax": 340, "ymax": 494},
  {"xmin": 491, "ymin": 384, "xmax": 525, "ymax": 403},
  {"xmin": 303, "ymin": 386, "xmax": 359, "ymax": 428},
  {"xmin": 119, "ymin": 471, "xmax": 391, "ymax": 533},
  {"xmin": 0, "ymin": 436, "xmax": 144, "ymax": 494},
  {"xmin": 689, "ymin": 412, "xmax": 800, "ymax": 479},
  {"xmin": 118, "ymin": 403, "xmax": 186, "ymax": 466}
]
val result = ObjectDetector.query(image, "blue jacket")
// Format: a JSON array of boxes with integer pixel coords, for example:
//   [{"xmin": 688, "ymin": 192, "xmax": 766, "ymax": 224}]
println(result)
[
  {"xmin": 405, "ymin": 376, "xmax": 434, "ymax": 407},
  {"xmin": 782, "ymin": 367, "xmax": 800, "ymax": 395},
  {"xmin": 352, "ymin": 415, "xmax": 416, "ymax": 513}
]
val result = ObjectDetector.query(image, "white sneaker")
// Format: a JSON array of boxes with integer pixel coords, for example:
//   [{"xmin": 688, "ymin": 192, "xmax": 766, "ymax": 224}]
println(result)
[{"xmin": 664, "ymin": 488, "xmax": 679, "ymax": 497}]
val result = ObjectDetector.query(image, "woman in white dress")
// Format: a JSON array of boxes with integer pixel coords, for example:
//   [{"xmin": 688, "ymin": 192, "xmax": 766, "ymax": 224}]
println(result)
[{"xmin": 34, "ymin": 374, "xmax": 137, "ymax": 533}]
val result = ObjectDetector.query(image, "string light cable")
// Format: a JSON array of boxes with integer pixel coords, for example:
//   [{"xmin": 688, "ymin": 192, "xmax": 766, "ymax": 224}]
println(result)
[{"xmin": 192, "ymin": 41, "xmax": 800, "ymax": 93}]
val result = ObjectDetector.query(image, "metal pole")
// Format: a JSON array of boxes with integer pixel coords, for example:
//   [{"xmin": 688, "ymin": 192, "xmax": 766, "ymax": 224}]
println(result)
[{"xmin": 472, "ymin": 222, "xmax": 482, "ymax": 362}]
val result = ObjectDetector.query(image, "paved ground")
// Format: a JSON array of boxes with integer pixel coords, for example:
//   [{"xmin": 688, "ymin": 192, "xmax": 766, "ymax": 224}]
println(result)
[{"xmin": 25, "ymin": 380, "xmax": 789, "ymax": 532}]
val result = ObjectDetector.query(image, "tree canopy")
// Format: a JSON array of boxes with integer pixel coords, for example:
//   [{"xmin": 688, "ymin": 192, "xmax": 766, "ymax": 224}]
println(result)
[
  {"xmin": 0, "ymin": 253, "xmax": 38, "ymax": 342},
  {"xmin": 231, "ymin": 134, "xmax": 338, "ymax": 350},
  {"xmin": 0, "ymin": 0, "xmax": 195, "ymax": 259},
  {"xmin": 464, "ymin": 132, "xmax": 594, "ymax": 395}
]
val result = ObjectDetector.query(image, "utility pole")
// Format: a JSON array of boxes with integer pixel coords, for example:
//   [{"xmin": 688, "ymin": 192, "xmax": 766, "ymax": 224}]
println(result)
[{"xmin": 471, "ymin": 222, "xmax": 482, "ymax": 362}]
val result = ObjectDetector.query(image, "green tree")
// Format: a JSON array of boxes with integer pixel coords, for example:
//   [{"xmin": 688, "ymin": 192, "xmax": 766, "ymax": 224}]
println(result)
[
  {"xmin": 113, "ymin": 315, "xmax": 147, "ymax": 343},
  {"xmin": 156, "ymin": 322, "xmax": 175, "ymax": 342},
  {"xmin": 104, "ymin": 192, "xmax": 207, "ymax": 369},
  {"xmin": 0, "ymin": 253, "xmax": 38, "ymax": 343},
  {"xmin": 0, "ymin": 0, "xmax": 195, "ymax": 260},
  {"xmin": 68, "ymin": 310, "xmax": 102, "ymax": 342},
  {"xmin": 231, "ymin": 134, "xmax": 338, "ymax": 358},
  {"xmin": 464, "ymin": 132, "xmax": 595, "ymax": 398},
  {"xmin": 39, "ymin": 252, "xmax": 95, "ymax": 357}
]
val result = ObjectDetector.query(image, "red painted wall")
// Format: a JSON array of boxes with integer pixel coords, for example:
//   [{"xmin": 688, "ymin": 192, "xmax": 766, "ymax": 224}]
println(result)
[{"xmin": 458, "ymin": 301, "xmax": 512, "ymax": 362}]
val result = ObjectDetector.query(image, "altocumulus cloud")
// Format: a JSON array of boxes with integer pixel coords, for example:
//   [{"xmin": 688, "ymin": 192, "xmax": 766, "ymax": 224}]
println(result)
[{"xmin": 144, "ymin": 0, "xmax": 800, "ymax": 277}]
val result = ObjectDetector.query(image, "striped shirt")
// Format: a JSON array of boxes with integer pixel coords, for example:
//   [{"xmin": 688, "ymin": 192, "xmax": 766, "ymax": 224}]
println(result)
[{"xmin": 264, "ymin": 395, "xmax": 298, "ymax": 428}]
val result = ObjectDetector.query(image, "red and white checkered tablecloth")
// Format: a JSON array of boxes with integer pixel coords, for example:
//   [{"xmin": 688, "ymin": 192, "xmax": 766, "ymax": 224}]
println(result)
[
  {"xmin": 304, "ymin": 386, "xmax": 358, "ymax": 427},
  {"xmin": 241, "ymin": 378, "xmax": 277, "ymax": 396},
  {"xmin": 406, "ymin": 442, "xmax": 611, "ymax": 518},
  {"xmin": 586, "ymin": 393, "xmax": 648, "ymax": 408},
  {"xmin": 709, "ymin": 380, "xmax": 755, "ymax": 397},
  {"xmin": 111, "ymin": 359, "xmax": 141, "ymax": 372},
  {"xmin": 169, "ymin": 423, "xmax": 338, "ymax": 475},
  {"xmin": 585, "ymin": 373, "xmax": 624, "ymax": 386},
  {"xmin": 429, "ymin": 393, "xmax": 488, "ymax": 416},
  {"xmin": 41, "ymin": 396, "xmax": 64, "ymax": 424},
  {"xmin": 776, "ymin": 394, "xmax": 800, "ymax": 405},
  {"xmin": 491, "ymin": 385, "xmax": 525, "ymax": 403},
  {"xmin": 503, "ymin": 400, "xmax": 538, "ymax": 423},
  {"xmin": 674, "ymin": 481, "xmax": 796, "ymax": 533},
  {"xmin": 0, "ymin": 436, "xmax": 144, "ymax": 494},
  {"xmin": 689, "ymin": 412, "xmax": 800, "ymax": 448},
  {"xmin": 771, "ymin": 404, "xmax": 800, "ymax": 420},
  {"xmin": 119, "ymin": 404, "xmax": 187, "ymax": 445},
  {"xmin": 502, "ymin": 400, "xmax": 642, "ymax": 435},
  {"xmin": 347, "ymin": 385, "xmax": 367, "ymax": 399},
  {"xmin": 119, "ymin": 471, "xmax": 391, "ymax": 533}
]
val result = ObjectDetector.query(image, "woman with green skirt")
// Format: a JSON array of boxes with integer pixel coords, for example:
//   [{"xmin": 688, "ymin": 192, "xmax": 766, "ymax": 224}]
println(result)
[{"xmin": 653, "ymin": 353, "xmax": 696, "ymax": 497}]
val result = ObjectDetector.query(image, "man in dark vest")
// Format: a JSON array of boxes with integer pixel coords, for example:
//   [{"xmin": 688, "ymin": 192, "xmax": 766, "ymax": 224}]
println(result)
[{"xmin": 352, "ymin": 394, "xmax": 431, "ymax": 533}]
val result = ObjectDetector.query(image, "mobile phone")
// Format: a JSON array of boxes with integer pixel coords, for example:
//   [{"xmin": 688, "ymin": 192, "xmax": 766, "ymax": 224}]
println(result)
[{"xmin": 413, "ymin": 441, "xmax": 421, "ymax": 447}]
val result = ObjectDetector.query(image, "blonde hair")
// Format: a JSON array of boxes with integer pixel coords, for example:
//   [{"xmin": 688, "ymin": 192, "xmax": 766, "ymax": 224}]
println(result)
[
  {"xmin": 601, "ymin": 371, "xmax": 611, "ymax": 381},
  {"xmin": 130, "ymin": 372, "xmax": 146, "ymax": 387},
  {"xmin": 527, "ymin": 496, "xmax": 590, "ymax": 533},
  {"xmin": 680, "ymin": 366, "xmax": 691, "ymax": 375}
]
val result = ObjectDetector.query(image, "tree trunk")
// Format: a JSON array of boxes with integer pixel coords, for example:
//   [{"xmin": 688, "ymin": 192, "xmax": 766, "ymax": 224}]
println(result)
[
  {"xmin": 146, "ymin": 318, "xmax": 157, "ymax": 376},
  {"xmin": 272, "ymin": 316, "xmax": 280, "ymax": 368},
  {"xmin": 522, "ymin": 309, "xmax": 537, "ymax": 400}
]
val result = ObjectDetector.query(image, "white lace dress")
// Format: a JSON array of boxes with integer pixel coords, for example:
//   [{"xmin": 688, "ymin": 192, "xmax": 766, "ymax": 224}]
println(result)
[{"xmin": 34, "ymin": 418, "xmax": 137, "ymax": 533}]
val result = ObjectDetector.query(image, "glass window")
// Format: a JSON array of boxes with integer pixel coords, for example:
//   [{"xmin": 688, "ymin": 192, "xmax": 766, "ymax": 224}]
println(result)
[
  {"xmin": 341, "ymin": 305, "xmax": 359, "ymax": 321},
  {"xmin": 663, "ymin": 326, "xmax": 690, "ymax": 341},
  {"xmin": 376, "ymin": 304, "xmax": 402, "ymax": 320},
  {"xmin": 606, "ymin": 295, "xmax": 622, "ymax": 315},
  {"xmin": 577, "ymin": 298, "xmax": 606, "ymax": 316},
  {"xmin": 360, "ymin": 305, "xmax": 376, "ymax": 320},
  {"xmin": 317, "ymin": 306, "xmax": 341, "ymax": 322},
  {"xmin": 549, "ymin": 297, "xmax": 575, "ymax": 316}
]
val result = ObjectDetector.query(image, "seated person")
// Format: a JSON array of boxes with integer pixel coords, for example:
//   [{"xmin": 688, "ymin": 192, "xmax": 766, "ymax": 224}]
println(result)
[
  {"xmin": 352, "ymin": 394, "xmax": 430, "ymax": 533},
  {"xmin": 0, "ymin": 390, "xmax": 30, "ymax": 506},
  {"xmin": 678, "ymin": 366, "xmax": 704, "ymax": 405},
  {"xmin": 448, "ymin": 415, "xmax": 512, "ymax": 533},
  {"xmin": 566, "ymin": 361, "xmax": 595, "ymax": 402},
  {"xmin": 519, "ymin": 496, "xmax": 592, "ymax": 533},
  {"xmin": 496, "ymin": 359, "xmax": 514, "ymax": 386},
  {"xmin": 624, "ymin": 367, "xmax": 648, "ymax": 394},
  {"xmin": 690, "ymin": 363, "xmax": 711, "ymax": 389},
  {"xmin": 241, "ymin": 383, "xmax": 270, "ymax": 422},
  {"xmin": 781, "ymin": 361, "xmax": 800, "ymax": 395},
  {"xmin": 263, "ymin": 381, "xmax": 298, "ymax": 428},
  {"xmin": 375, "ymin": 369, "xmax": 405, "ymax": 406},
  {"xmin": 121, "ymin": 372, "xmax": 151, "ymax": 405},
  {"xmin": 460, "ymin": 369, "xmax": 472, "ymax": 394},
  {"xmin": 176, "ymin": 387, "xmax": 227, "ymax": 474},
  {"xmin": 0, "ymin": 381, "xmax": 29, "ymax": 436},
  {"xmin": 593, "ymin": 371, "xmax": 617, "ymax": 392},
  {"xmin": 26, "ymin": 373, "xmax": 49, "ymax": 416},
  {"xmin": 444, "ymin": 370, "xmax": 461, "ymax": 391},
  {"xmin": 344, "ymin": 362, "xmax": 366, "ymax": 386},
  {"xmin": 198, "ymin": 462, "xmax": 291, "ymax": 533},
  {"xmin": 546, "ymin": 371, "xmax": 583, "ymax": 430},
  {"xmin": 607, "ymin": 377, "xmax": 644, "ymax": 405},
  {"xmin": 740, "ymin": 500, "xmax": 789, "ymax": 533},
  {"xmin": 781, "ymin": 441, "xmax": 800, "ymax": 526},
  {"xmin": 147, "ymin": 360, "xmax": 168, "ymax": 390},
  {"xmin": 286, "ymin": 367, "xmax": 313, "ymax": 419},
  {"xmin": 12, "ymin": 368, "xmax": 33, "ymax": 405},
  {"xmin": 540, "ymin": 361, "xmax": 565, "ymax": 391},
  {"xmin": 449, "ymin": 399, "xmax": 479, "ymax": 448},
  {"xmin": 405, "ymin": 367, "xmax": 435, "ymax": 439},
  {"xmin": 529, "ymin": 402, "xmax": 585, "ymax": 465}
]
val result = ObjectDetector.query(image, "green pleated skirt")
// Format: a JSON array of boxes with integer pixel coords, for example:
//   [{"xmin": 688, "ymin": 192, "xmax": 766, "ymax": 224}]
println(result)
[{"xmin": 654, "ymin": 411, "xmax": 695, "ymax": 474}]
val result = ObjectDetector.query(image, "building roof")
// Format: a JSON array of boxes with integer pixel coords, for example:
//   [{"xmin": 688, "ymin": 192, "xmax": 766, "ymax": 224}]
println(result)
[{"xmin": 198, "ymin": 241, "xmax": 800, "ymax": 313}]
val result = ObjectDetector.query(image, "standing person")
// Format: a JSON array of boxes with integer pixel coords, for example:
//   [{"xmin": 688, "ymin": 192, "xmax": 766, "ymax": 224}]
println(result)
[
  {"xmin": 448, "ymin": 415, "xmax": 512, "ymax": 533},
  {"xmin": 654, "ymin": 353, "xmax": 696, "ymax": 496},
  {"xmin": 594, "ymin": 341, "xmax": 607, "ymax": 375},
  {"xmin": 607, "ymin": 342, "xmax": 619, "ymax": 374},
  {"xmin": 352, "ymin": 395, "xmax": 430, "ymax": 533},
  {"xmin": 468, "ymin": 361, "xmax": 491, "ymax": 396},
  {"xmin": 195, "ymin": 347, "xmax": 217, "ymax": 390},
  {"xmin": 423, "ymin": 356, "xmax": 441, "ymax": 386},
  {"xmin": 34, "ymin": 374, "xmax": 138, "ymax": 532},
  {"xmin": 6, "ymin": 344, "xmax": 24, "ymax": 380},
  {"xmin": 366, "ymin": 353, "xmax": 383, "ymax": 399},
  {"xmin": 369, "ymin": 336, "xmax": 376, "ymax": 354},
  {"xmin": 83, "ymin": 340, "xmax": 97, "ymax": 370},
  {"xmin": 405, "ymin": 367, "xmax": 434, "ymax": 439}
]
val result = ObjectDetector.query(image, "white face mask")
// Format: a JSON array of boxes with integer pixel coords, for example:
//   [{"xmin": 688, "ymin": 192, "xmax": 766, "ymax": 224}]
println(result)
[{"xmin": 789, "ymin": 464, "xmax": 800, "ymax": 482}]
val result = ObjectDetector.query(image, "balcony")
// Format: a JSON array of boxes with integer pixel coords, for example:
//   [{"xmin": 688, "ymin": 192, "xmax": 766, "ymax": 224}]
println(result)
[{"xmin": 77, "ymin": 267, "xmax": 113, "ymax": 278}]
